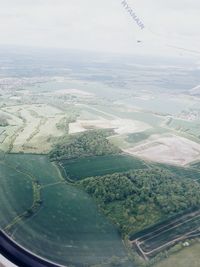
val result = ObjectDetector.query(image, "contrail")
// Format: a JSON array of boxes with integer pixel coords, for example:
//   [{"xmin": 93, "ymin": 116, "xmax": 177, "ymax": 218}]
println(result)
[
  {"xmin": 167, "ymin": 45, "xmax": 200, "ymax": 55},
  {"xmin": 120, "ymin": 1, "xmax": 200, "ymax": 56}
]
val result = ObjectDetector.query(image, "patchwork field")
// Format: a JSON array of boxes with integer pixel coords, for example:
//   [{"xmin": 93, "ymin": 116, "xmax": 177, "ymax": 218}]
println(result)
[
  {"xmin": 0, "ymin": 104, "xmax": 67, "ymax": 153},
  {"xmin": 2, "ymin": 50, "xmax": 200, "ymax": 267},
  {"xmin": 124, "ymin": 134, "xmax": 200, "ymax": 166},
  {"xmin": 0, "ymin": 109, "xmax": 22, "ymax": 126},
  {"xmin": 59, "ymin": 154, "xmax": 148, "ymax": 181},
  {"xmin": 2, "ymin": 81, "xmax": 200, "ymax": 267}
]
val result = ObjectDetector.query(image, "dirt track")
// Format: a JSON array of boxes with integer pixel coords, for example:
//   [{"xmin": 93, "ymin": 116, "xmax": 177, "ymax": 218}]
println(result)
[{"xmin": 130, "ymin": 209, "xmax": 200, "ymax": 260}]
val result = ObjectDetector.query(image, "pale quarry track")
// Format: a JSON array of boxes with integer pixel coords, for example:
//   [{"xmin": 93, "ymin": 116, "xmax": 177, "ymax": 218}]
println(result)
[{"xmin": 124, "ymin": 134, "xmax": 200, "ymax": 166}]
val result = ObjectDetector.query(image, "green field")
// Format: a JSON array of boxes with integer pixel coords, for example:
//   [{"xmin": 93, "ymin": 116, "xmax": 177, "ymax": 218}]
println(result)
[
  {"xmin": 93, "ymin": 105, "xmax": 165, "ymax": 127},
  {"xmin": 4, "ymin": 154, "xmax": 61, "ymax": 186},
  {"xmin": 155, "ymin": 243, "xmax": 200, "ymax": 267},
  {"xmin": 59, "ymin": 154, "xmax": 148, "ymax": 181},
  {"xmin": 153, "ymin": 162, "xmax": 200, "ymax": 181},
  {"xmin": 13, "ymin": 184, "xmax": 130, "ymax": 266},
  {"xmin": 2, "ymin": 154, "xmax": 131, "ymax": 267},
  {"xmin": 140, "ymin": 214, "xmax": 200, "ymax": 255},
  {"xmin": 2, "ymin": 154, "xmax": 200, "ymax": 266},
  {"xmin": 60, "ymin": 152, "xmax": 200, "ymax": 183},
  {"xmin": 0, "ymin": 160, "xmax": 33, "ymax": 228},
  {"xmin": 126, "ymin": 127, "xmax": 169, "ymax": 145}
]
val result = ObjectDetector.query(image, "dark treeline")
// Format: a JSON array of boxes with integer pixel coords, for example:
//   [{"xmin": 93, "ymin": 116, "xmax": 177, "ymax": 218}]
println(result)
[
  {"xmin": 49, "ymin": 129, "xmax": 120, "ymax": 161},
  {"xmin": 80, "ymin": 169, "xmax": 200, "ymax": 236}
]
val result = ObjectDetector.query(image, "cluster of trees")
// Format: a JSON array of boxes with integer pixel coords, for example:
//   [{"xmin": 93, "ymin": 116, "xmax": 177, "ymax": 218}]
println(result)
[
  {"xmin": 80, "ymin": 168, "xmax": 200, "ymax": 235},
  {"xmin": 56, "ymin": 112, "xmax": 78, "ymax": 133},
  {"xmin": 50, "ymin": 129, "xmax": 120, "ymax": 160}
]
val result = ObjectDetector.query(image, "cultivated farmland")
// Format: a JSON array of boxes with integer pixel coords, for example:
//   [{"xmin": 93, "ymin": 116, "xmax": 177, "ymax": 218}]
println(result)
[
  {"xmin": 1, "ymin": 154, "xmax": 131, "ymax": 267},
  {"xmin": 130, "ymin": 209, "xmax": 200, "ymax": 260},
  {"xmin": 124, "ymin": 134, "xmax": 200, "ymax": 166},
  {"xmin": 0, "ymin": 104, "xmax": 68, "ymax": 154},
  {"xmin": 69, "ymin": 117, "xmax": 150, "ymax": 135},
  {"xmin": 59, "ymin": 154, "xmax": 148, "ymax": 181},
  {"xmin": 0, "ymin": 160, "xmax": 33, "ymax": 229},
  {"xmin": 2, "ymin": 56, "xmax": 200, "ymax": 267}
]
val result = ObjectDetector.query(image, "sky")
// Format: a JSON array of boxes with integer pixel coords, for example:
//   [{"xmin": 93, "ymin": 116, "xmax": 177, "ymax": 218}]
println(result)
[{"xmin": 0, "ymin": 0, "xmax": 200, "ymax": 59}]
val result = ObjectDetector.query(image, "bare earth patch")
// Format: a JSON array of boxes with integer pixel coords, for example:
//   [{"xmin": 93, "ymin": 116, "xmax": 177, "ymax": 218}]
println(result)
[
  {"xmin": 69, "ymin": 118, "xmax": 150, "ymax": 135},
  {"xmin": 124, "ymin": 134, "xmax": 200, "ymax": 166}
]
